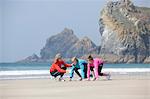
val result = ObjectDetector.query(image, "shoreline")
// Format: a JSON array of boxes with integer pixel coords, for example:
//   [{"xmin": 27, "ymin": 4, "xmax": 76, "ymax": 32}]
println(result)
[{"xmin": 0, "ymin": 72, "xmax": 150, "ymax": 81}]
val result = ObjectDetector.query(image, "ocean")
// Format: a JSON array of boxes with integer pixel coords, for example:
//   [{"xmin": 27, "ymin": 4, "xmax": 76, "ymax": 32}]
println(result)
[{"xmin": 0, "ymin": 63, "xmax": 150, "ymax": 80}]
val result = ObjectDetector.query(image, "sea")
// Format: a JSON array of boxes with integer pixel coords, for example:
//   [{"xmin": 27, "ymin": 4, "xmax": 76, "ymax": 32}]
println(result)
[{"xmin": 0, "ymin": 63, "xmax": 150, "ymax": 80}]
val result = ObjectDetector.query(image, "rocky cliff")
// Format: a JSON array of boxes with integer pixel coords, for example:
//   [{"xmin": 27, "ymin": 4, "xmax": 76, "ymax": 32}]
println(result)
[
  {"xmin": 66, "ymin": 36, "xmax": 98, "ymax": 57},
  {"xmin": 40, "ymin": 28, "xmax": 98, "ymax": 60},
  {"xmin": 20, "ymin": 28, "xmax": 98, "ymax": 63},
  {"xmin": 18, "ymin": 54, "xmax": 40, "ymax": 63},
  {"xmin": 99, "ymin": 0, "xmax": 150, "ymax": 63},
  {"xmin": 40, "ymin": 28, "xmax": 79, "ymax": 61}
]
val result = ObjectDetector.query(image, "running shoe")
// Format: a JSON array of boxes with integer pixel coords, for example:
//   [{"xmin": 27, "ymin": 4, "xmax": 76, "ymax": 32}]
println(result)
[
  {"xmin": 106, "ymin": 73, "xmax": 111, "ymax": 80},
  {"xmin": 59, "ymin": 77, "xmax": 65, "ymax": 82}
]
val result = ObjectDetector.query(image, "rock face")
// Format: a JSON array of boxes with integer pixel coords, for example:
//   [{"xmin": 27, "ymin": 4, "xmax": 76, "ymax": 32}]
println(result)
[
  {"xmin": 99, "ymin": 0, "xmax": 150, "ymax": 63},
  {"xmin": 40, "ymin": 28, "xmax": 79, "ymax": 61},
  {"xmin": 20, "ymin": 28, "xmax": 98, "ymax": 63},
  {"xmin": 40, "ymin": 28, "xmax": 98, "ymax": 61},
  {"xmin": 66, "ymin": 36, "xmax": 98, "ymax": 57},
  {"xmin": 18, "ymin": 54, "xmax": 40, "ymax": 63}
]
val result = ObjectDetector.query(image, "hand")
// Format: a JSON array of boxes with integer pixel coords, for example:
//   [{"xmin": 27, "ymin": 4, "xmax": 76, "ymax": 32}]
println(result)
[
  {"xmin": 66, "ymin": 70, "xmax": 70, "ymax": 73},
  {"xmin": 71, "ymin": 63, "xmax": 75, "ymax": 66}
]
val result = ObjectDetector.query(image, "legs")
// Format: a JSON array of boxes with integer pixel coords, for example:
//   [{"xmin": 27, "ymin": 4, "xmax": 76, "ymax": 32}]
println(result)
[
  {"xmin": 50, "ymin": 71, "xmax": 61, "ymax": 78},
  {"xmin": 50, "ymin": 67, "xmax": 67, "ymax": 79},
  {"xmin": 60, "ymin": 67, "xmax": 67, "ymax": 78},
  {"xmin": 70, "ymin": 67, "xmax": 82, "ymax": 81},
  {"xmin": 74, "ymin": 68, "xmax": 82, "ymax": 81},
  {"xmin": 98, "ymin": 64, "xmax": 111, "ymax": 80},
  {"xmin": 74, "ymin": 68, "xmax": 82, "ymax": 78},
  {"xmin": 98, "ymin": 65, "xmax": 104, "ymax": 76},
  {"xmin": 98, "ymin": 64, "xmax": 109, "ymax": 76},
  {"xmin": 83, "ymin": 63, "xmax": 87, "ymax": 79}
]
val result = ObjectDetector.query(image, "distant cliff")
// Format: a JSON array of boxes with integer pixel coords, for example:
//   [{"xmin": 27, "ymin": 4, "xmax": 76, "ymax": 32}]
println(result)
[
  {"xmin": 18, "ymin": 54, "xmax": 40, "ymax": 63},
  {"xmin": 99, "ymin": 0, "xmax": 150, "ymax": 63},
  {"xmin": 19, "ymin": 28, "xmax": 98, "ymax": 63}
]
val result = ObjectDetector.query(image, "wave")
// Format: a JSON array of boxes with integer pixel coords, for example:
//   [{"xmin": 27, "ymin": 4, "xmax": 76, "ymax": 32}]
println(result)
[
  {"xmin": 102, "ymin": 68, "xmax": 150, "ymax": 72},
  {"xmin": 0, "ymin": 68, "xmax": 150, "ymax": 80},
  {"xmin": 0, "ymin": 68, "xmax": 150, "ymax": 76},
  {"xmin": 0, "ymin": 70, "xmax": 49, "ymax": 76}
]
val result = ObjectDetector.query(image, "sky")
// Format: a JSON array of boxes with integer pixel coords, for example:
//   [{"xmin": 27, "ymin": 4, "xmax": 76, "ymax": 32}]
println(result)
[{"xmin": 0, "ymin": 0, "xmax": 150, "ymax": 62}]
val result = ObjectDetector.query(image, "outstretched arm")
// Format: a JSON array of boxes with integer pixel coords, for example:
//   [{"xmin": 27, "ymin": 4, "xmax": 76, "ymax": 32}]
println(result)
[
  {"xmin": 94, "ymin": 66, "xmax": 99, "ymax": 79},
  {"xmin": 63, "ymin": 61, "xmax": 72, "ymax": 67},
  {"xmin": 87, "ymin": 64, "xmax": 90, "ymax": 80},
  {"xmin": 94, "ymin": 62, "xmax": 99, "ymax": 79}
]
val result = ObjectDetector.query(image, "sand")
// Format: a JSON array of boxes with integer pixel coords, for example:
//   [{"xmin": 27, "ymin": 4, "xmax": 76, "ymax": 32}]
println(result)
[{"xmin": 0, "ymin": 75, "xmax": 150, "ymax": 99}]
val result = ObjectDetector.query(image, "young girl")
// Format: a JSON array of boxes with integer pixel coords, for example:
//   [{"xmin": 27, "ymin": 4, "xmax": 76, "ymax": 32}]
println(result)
[
  {"xmin": 50, "ymin": 53, "xmax": 72, "ymax": 81},
  {"xmin": 70, "ymin": 57, "xmax": 87, "ymax": 81},
  {"xmin": 87, "ymin": 55, "xmax": 111, "ymax": 81}
]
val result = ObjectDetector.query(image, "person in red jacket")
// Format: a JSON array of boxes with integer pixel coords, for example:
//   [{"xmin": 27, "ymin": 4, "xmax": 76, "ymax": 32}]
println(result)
[{"xmin": 50, "ymin": 53, "xmax": 72, "ymax": 81}]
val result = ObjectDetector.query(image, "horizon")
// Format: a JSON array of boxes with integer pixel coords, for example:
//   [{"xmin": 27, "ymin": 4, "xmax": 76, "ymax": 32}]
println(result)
[{"xmin": 0, "ymin": 0, "xmax": 150, "ymax": 63}]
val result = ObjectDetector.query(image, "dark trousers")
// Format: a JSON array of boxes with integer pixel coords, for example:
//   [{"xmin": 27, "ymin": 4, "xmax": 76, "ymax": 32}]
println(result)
[
  {"xmin": 50, "ymin": 67, "xmax": 67, "ymax": 78},
  {"xmin": 89, "ymin": 67, "xmax": 94, "ymax": 77},
  {"xmin": 98, "ymin": 63, "xmax": 104, "ymax": 76},
  {"xmin": 72, "ymin": 67, "xmax": 82, "ymax": 78},
  {"xmin": 83, "ymin": 63, "xmax": 87, "ymax": 78},
  {"xmin": 89, "ymin": 63, "xmax": 104, "ymax": 76}
]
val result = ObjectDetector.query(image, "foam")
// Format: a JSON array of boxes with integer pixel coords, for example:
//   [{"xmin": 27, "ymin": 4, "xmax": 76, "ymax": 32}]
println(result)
[
  {"xmin": 0, "ymin": 68, "xmax": 150, "ymax": 76},
  {"xmin": 0, "ymin": 70, "xmax": 49, "ymax": 76}
]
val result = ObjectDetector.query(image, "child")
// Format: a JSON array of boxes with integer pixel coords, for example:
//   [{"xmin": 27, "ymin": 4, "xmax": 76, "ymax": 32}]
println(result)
[
  {"xmin": 70, "ymin": 57, "xmax": 87, "ymax": 81},
  {"xmin": 87, "ymin": 55, "xmax": 111, "ymax": 81},
  {"xmin": 50, "ymin": 53, "xmax": 72, "ymax": 81}
]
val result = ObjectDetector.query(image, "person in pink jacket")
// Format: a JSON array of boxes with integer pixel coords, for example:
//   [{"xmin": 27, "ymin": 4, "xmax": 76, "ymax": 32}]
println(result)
[{"xmin": 87, "ymin": 55, "xmax": 111, "ymax": 81}]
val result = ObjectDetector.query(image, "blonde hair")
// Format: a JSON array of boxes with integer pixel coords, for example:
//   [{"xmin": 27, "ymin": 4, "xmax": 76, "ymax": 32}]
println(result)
[
  {"xmin": 54, "ymin": 53, "xmax": 62, "ymax": 63},
  {"xmin": 71, "ymin": 57, "xmax": 78, "ymax": 62},
  {"xmin": 55, "ymin": 53, "xmax": 62, "ymax": 59}
]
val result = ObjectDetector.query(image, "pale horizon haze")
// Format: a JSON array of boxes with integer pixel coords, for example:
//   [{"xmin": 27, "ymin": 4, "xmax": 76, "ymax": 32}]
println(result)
[{"xmin": 0, "ymin": 0, "xmax": 150, "ymax": 62}]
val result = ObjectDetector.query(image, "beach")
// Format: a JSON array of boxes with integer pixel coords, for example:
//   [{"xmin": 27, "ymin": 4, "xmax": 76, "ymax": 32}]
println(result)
[
  {"xmin": 0, "ymin": 75, "xmax": 150, "ymax": 99},
  {"xmin": 0, "ymin": 63, "xmax": 150, "ymax": 99}
]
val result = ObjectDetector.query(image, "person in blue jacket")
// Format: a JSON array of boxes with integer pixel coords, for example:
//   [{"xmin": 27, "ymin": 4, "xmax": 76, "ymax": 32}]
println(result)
[{"xmin": 69, "ymin": 57, "xmax": 87, "ymax": 81}]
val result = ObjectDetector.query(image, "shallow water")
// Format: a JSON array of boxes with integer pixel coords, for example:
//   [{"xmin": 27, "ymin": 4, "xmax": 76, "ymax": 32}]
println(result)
[{"xmin": 0, "ymin": 63, "xmax": 149, "ymax": 80}]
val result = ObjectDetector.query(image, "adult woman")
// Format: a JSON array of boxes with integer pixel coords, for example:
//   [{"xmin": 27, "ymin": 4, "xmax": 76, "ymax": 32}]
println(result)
[
  {"xmin": 50, "ymin": 53, "xmax": 72, "ymax": 81},
  {"xmin": 87, "ymin": 55, "xmax": 111, "ymax": 81},
  {"xmin": 70, "ymin": 57, "xmax": 87, "ymax": 81}
]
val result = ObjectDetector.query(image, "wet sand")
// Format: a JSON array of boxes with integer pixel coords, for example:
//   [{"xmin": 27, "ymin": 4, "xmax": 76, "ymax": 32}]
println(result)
[{"xmin": 0, "ymin": 75, "xmax": 150, "ymax": 99}]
